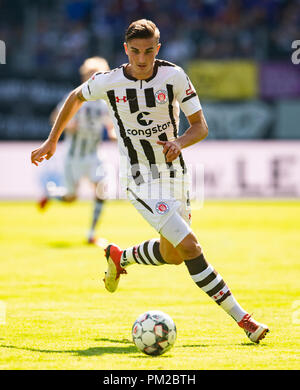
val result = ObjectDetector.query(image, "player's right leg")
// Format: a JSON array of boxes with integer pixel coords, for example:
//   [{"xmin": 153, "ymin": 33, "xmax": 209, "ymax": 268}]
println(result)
[{"xmin": 175, "ymin": 230, "xmax": 269, "ymax": 343}]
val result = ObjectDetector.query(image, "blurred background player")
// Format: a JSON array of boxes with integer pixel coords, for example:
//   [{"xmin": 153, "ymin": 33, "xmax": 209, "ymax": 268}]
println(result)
[{"xmin": 39, "ymin": 56, "xmax": 116, "ymax": 244}]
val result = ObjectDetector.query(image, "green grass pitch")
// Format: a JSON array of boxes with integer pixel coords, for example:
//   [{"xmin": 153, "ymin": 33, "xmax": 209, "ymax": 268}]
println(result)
[{"xmin": 0, "ymin": 200, "xmax": 299, "ymax": 370}]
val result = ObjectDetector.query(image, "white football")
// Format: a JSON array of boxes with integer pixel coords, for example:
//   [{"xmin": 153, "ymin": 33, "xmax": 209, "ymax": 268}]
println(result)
[{"xmin": 132, "ymin": 310, "xmax": 177, "ymax": 356}]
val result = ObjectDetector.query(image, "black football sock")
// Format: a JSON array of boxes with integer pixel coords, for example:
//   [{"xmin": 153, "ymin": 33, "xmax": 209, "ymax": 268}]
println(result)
[{"xmin": 184, "ymin": 253, "xmax": 247, "ymax": 322}]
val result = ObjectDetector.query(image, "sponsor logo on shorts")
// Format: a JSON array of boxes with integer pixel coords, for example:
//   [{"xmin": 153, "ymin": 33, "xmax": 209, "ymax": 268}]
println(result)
[
  {"xmin": 155, "ymin": 201, "xmax": 169, "ymax": 215},
  {"xmin": 155, "ymin": 89, "xmax": 168, "ymax": 104}
]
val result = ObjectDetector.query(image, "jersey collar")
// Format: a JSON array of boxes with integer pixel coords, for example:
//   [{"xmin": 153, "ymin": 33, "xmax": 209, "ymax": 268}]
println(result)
[{"xmin": 122, "ymin": 60, "xmax": 159, "ymax": 83}]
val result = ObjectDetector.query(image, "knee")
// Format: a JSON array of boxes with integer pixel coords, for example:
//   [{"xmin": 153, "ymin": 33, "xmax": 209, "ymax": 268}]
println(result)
[
  {"xmin": 176, "ymin": 233, "xmax": 202, "ymax": 260},
  {"xmin": 159, "ymin": 245, "xmax": 183, "ymax": 266}
]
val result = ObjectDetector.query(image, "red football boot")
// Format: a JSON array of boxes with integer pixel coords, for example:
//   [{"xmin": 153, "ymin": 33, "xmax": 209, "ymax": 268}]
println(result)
[
  {"xmin": 238, "ymin": 314, "xmax": 269, "ymax": 343},
  {"xmin": 103, "ymin": 244, "xmax": 127, "ymax": 293}
]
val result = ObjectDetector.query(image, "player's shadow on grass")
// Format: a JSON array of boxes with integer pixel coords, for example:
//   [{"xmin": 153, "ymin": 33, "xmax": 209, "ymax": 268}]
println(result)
[
  {"xmin": 182, "ymin": 342, "xmax": 266, "ymax": 348},
  {"xmin": 182, "ymin": 344, "xmax": 209, "ymax": 348},
  {"xmin": 95, "ymin": 338, "xmax": 171, "ymax": 359},
  {"xmin": 240, "ymin": 342, "xmax": 269, "ymax": 347},
  {"xmin": 1, "ymin": 339, "xmax": 137, "ymax": 356},
  {"xmin": 95, "ymin": 337, "xmax": 132, "ymax": 344}
]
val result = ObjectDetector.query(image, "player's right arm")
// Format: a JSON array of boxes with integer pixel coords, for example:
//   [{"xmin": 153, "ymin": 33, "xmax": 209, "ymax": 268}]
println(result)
[{"xmin": 31, "ymin": 86, "xmax": 86, "ymax": 166}]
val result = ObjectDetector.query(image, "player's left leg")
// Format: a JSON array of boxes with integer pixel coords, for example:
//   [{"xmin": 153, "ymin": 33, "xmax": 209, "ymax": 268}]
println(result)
[
  {"xmin": 159, "ymin": 212, "xmax": 249, "ymax": 326},
  {"xmin": 170, "ymin": 221, "xmax": 269, "ymax": 344},
  {"xmin": 160, "ymin": 211, "xmax": 269, "ymax": 342}
]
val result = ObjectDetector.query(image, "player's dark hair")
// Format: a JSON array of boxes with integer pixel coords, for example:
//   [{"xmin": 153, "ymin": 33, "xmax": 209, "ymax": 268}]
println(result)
[{"xmin": 125, "ymin": 19, "xmax": 160, "ymax": 43}]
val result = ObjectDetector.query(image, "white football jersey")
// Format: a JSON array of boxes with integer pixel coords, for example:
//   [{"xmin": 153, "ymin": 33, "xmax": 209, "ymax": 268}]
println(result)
[
  {"xmin": 81, "ymin": 59, "xmax": 201, "ymax": 186},
  {"xmin": 63, "ymin": 99, "xmax": 110, "ymax": 158}
]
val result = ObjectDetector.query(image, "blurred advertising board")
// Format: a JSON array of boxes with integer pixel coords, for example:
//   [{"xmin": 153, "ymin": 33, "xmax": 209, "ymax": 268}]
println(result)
[
  {"xmin": 274, "ymin": 100, "xmax": 300, "ymax": 139},
  {"xmin": 184, "ymin": 141, "xmax": 300, "ymax": 198},
  {"xmin": 260, "ymin": 62, "xmax": 300, "ymax": 99},
  {"xmin": 1, "ymin": 141, "xmax": 299, "ymax": 200},
  {"xmin": 202, "ymin": 100, "xmax": 273, "ymax": 139},
  {"xmin": 0, "ymin": 74, "xmax": 73, "ymax": 140},
  {"xmin": 187, "ymin": 60, "xmax": 258, "ymax": 100}
]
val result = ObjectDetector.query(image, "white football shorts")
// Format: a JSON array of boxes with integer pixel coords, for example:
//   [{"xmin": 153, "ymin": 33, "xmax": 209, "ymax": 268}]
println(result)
[
  {"xmin": 64, "ymin": 154, "xmax": 106, "ymax": 196},
  {"xmin": 127, "ymin": 179, "xmax": 192, "ymax": 247}
]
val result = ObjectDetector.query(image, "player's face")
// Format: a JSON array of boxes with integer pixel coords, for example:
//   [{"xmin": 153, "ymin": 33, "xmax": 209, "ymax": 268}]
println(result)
[{"xmin": 124, "ymin": 37, "xmax": 161, "ymax": 80}]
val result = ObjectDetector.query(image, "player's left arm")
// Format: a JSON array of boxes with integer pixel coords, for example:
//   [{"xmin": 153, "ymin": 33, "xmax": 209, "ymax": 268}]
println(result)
[{"xmin": 157, "ymin": 109, "xmax": 208, "ymax": 163}]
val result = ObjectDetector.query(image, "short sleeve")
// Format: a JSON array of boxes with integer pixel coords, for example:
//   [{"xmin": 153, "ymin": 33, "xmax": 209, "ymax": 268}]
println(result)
[
  {"xmin": 174, "ymin": 68, "xmax": 202, "ymax": 117},
  {"xmin": 81, "ymin": 72, "xmax": 106, "ymax": 101}
]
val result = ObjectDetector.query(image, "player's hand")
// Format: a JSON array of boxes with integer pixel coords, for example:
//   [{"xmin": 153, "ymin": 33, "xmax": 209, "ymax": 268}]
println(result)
[
  {"xmin": 156, "ymin": 140, "xmax": 181, "ymax": 162},
  {"xmin": 31, "ymin": 138, "xmax": 57, "ymax": 166}
]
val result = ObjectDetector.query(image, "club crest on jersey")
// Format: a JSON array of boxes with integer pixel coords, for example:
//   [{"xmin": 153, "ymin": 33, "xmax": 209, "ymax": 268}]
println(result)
[
  {"xmin": 155, "ymin": 201, "xmax": 169, "ymax": 215},
  {"xmin": 155, "ymin": 89, "xmax": 168, "ymax": 104}
]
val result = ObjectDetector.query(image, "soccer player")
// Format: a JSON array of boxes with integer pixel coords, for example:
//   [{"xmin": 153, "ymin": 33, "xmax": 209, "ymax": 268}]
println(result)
[
  {"xmin": 39, "ymin": 57, "xmax": 116, "ymax": 244},
  {"xmin": 31, "ymin": 20, "xmax": 269, "ymax": 343}
]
